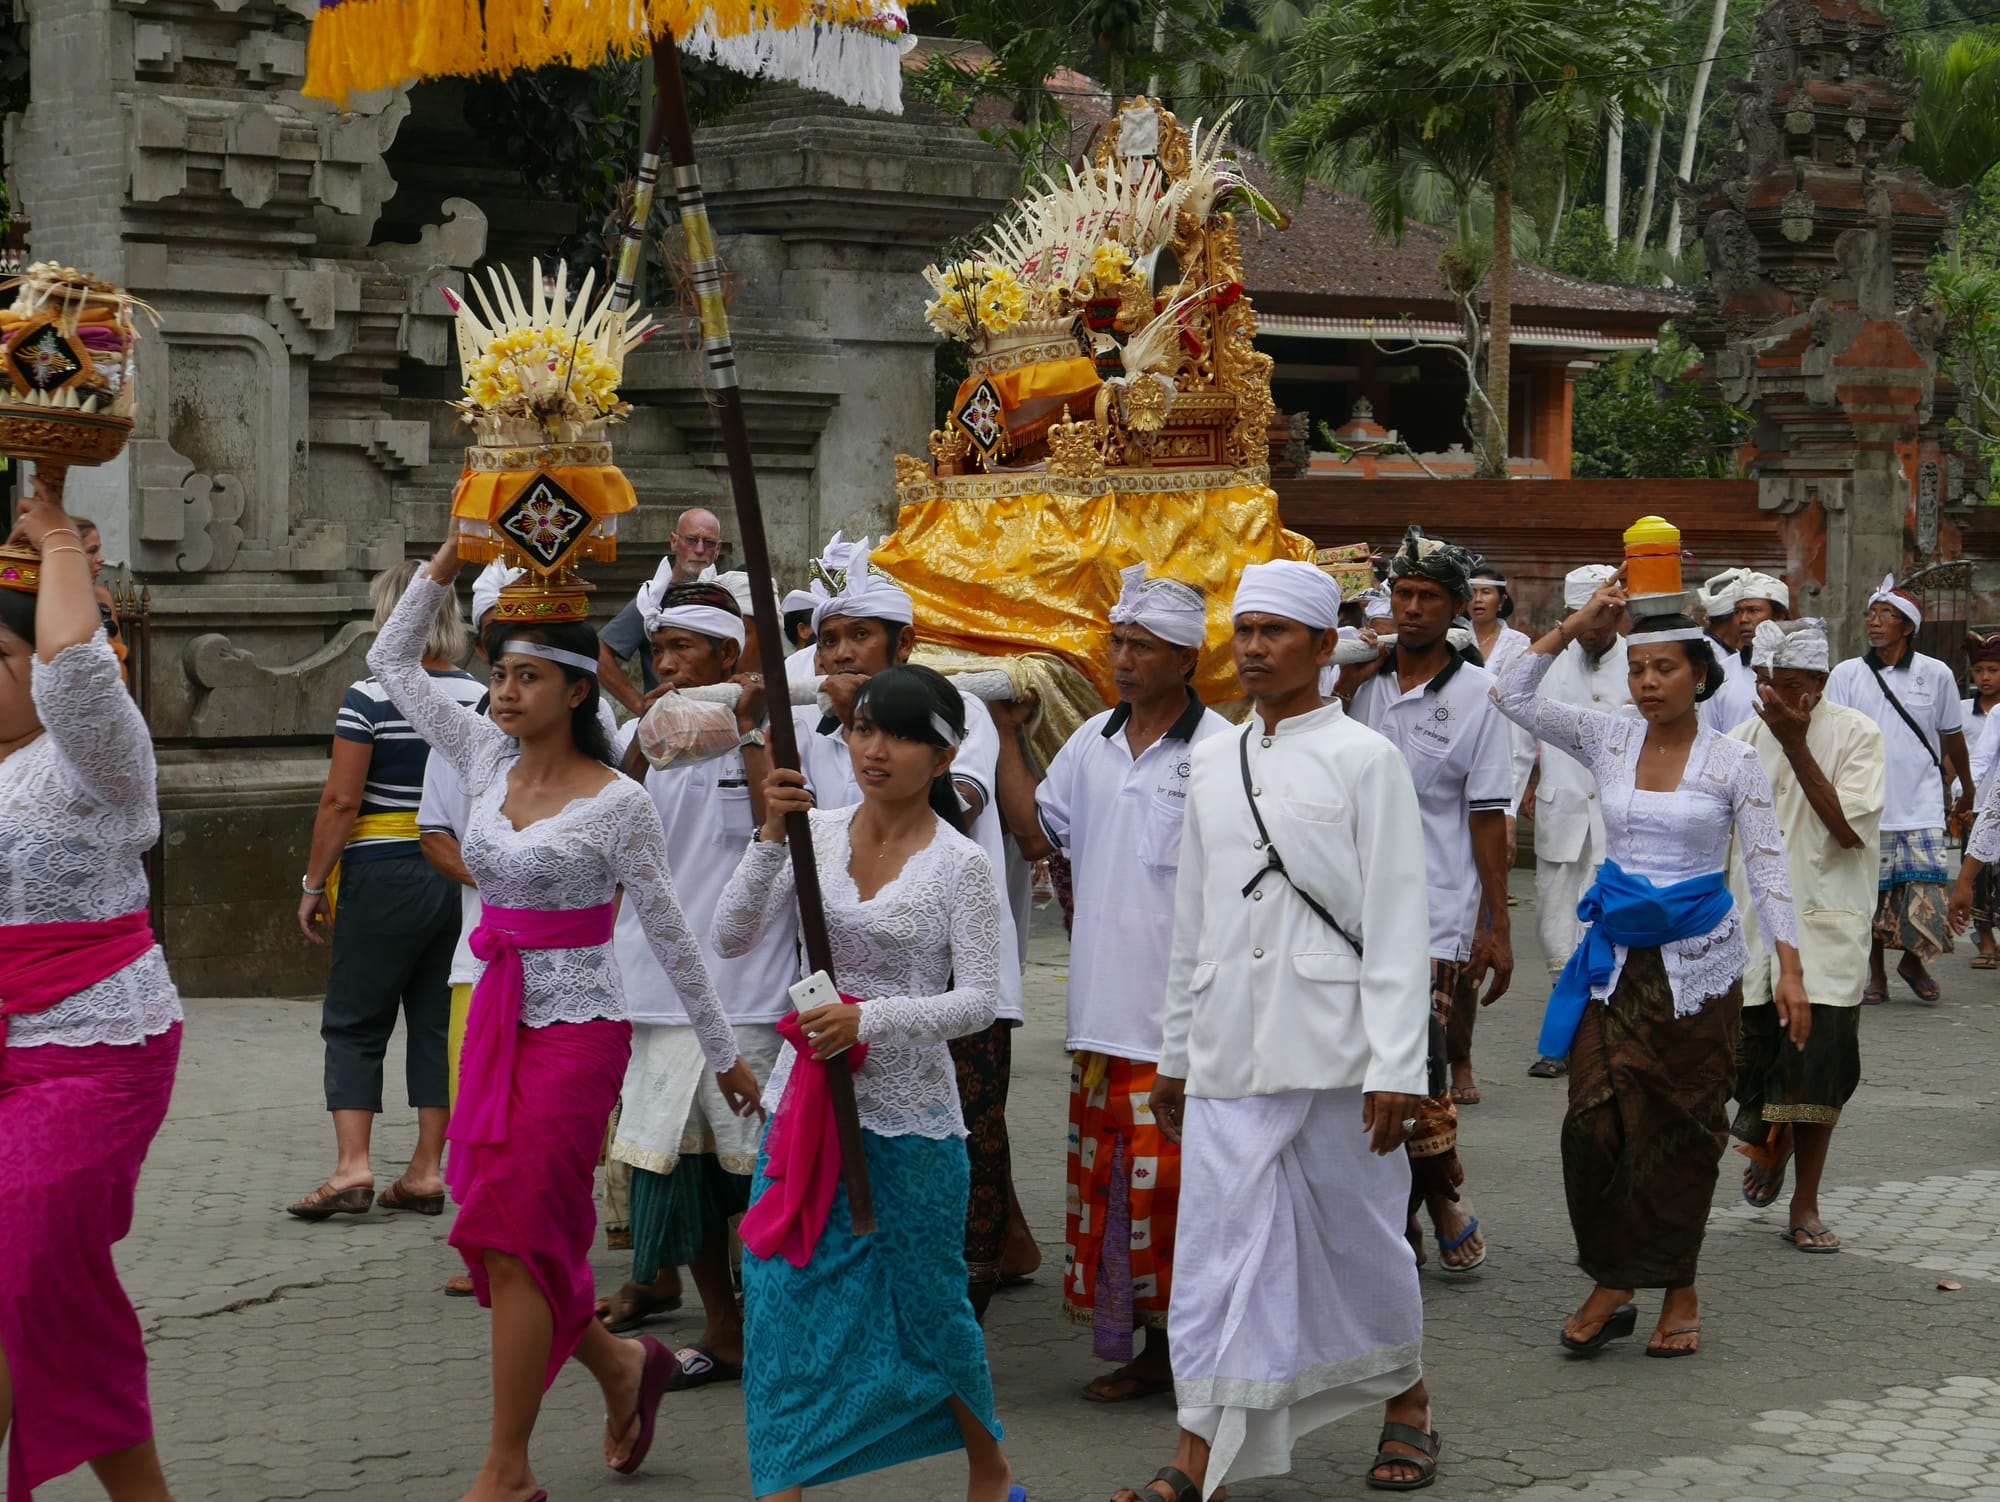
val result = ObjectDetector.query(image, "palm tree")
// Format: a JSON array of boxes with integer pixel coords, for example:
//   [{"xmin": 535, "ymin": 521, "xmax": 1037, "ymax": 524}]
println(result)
[
  {"xmin": 1272, "ymin": 0, "xmax": 1664, "ymax": 475},
  {"xmin": 1904, "ymin": 31, "xmax": 2000, "ymax": 191}
]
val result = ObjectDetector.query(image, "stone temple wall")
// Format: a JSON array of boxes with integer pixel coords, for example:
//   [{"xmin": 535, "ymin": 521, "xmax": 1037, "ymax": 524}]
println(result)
[{"xmin": 4, "ymin": 1, "xmax": 1014, "ymax": 995}]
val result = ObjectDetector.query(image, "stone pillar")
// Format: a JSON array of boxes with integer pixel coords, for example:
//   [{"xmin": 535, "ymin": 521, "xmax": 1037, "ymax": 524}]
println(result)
[
  {"xmin": 623, "ymin": 87, "xmax": 1017, "ymax": 566},
  {"xmin": 1676, "ymin": 0, "xmax": 1971, "ymax": 658},
  {"xmin": 6, "ymin": 0, "xmax": 485, "ymax": 994}
]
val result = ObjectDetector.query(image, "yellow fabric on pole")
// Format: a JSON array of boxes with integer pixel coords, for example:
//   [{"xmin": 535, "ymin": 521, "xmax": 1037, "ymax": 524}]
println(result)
[
  {"xmin": 868, "ymin": 470, "xmax": 1314, "ymax": 710},
  {"xmin": 323, "ymin": 812, "xmax": 424, "ymax": 923},
  {"xmin": 951, "ymin": 357, "xmax": 1103, "ymax": 426}
]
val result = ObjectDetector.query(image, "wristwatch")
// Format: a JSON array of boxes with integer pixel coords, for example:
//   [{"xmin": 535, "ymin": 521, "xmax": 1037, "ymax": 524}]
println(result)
[{"xmin": 738, "ymin": 727, "xmax": 767, "ymax": 749}]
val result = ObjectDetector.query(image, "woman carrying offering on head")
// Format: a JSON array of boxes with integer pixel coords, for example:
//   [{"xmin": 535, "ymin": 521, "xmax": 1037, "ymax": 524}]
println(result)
[
  {"xmin": 0, "ymin": 478, "xmax": 184, "ymax": 1501},
  {"xmin": 1493, "ymin": 567, "xmax": 1805, "ymax": 1361},
  {"xmin": 715, "ymin": 664, "xmax": 1022, "ymax": 1502},
  {"xmin": 365, "ymin": 530, "xmax": 760, "ymax": 1502}
]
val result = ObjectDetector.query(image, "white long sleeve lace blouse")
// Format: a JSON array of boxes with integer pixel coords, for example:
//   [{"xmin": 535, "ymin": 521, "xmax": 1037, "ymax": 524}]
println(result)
[
  {"xmin": 366, "ymin": 575, "xmax": 737, "ymax": 1070},
  {"xmin": 2, "ymin": 632, "xmax": 180, "ymax": 1049},
  {"xmin": 1969, "ymin": 758, "xmax": 2000, "ymax": 865},
  {"xmin": 1496, "ymin": 647, "xmax": 1798, "ymax": 1016},
  {"xmin": 712, "ymin": 805, "xmax": 1000, "ymax": 1138}
]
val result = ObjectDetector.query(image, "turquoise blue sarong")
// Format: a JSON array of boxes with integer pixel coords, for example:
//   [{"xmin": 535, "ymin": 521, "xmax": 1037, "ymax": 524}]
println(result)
[{"xmin": 742, "ymin": 1128, "xmax": 1001, "ymax": 1494}]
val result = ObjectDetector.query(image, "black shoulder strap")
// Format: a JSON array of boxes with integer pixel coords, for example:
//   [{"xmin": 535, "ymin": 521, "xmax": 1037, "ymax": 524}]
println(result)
[
  {"xmin": 1238, "ymin": 726, "xmax": 1363, "ymax": 958},
  {"xmin": 1867, "ymin": 660, "xmax": 1942, "ymax": 772}
]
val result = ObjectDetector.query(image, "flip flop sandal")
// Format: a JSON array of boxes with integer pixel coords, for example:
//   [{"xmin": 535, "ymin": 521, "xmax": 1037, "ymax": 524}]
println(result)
[
  {"xmin": 596, "ymin": 1282, "xmax": 683, "ymax": 1334},
  {"xmin": 1526, "ymin": 1057, "xmax": 1566, "ymax": 1079},
  {"xmin": 1560, "ymin": 1303, "xmax": 1637, "ymax": 1355},
  {"xmin": 1973, "ymin": 955, "xmax": 1999, "ymax": 970},
  {"xmin": 1782, "ymin": 1222, "xmax": 1842, "ymax": 1254},
  {"xmin": 1365, "ymin": 1421, "xmax": 1442, "ymax": 1491},
  {"xmin": 1122, "ymin": 1465, "xmax": 1202, "ymax": 1502},
  {"xmin": 1861, "ymin": 985, "xmax": 1887, "ymax": 1005},
  {"xmin": 378, "ymin": 1179, "xmax": 445, "ymax": 1216},
  {"xmin": 285, "ymin": 1182, "xmax": 374, "ymax": 1221},
  {"xmin": 1899, "ymin": 966, "xmax": 1942, "ymax": 1002},
  {"xmin": 609, "ymin": 1336, "xmax": 677, "ymax": 1475},
  {"xmin": 443, "ymin": 1275, "xmax": 476, "ymax": 1298},
  {"xmin": 1740, "ymin": 1152, "xmax": 1787, "ymax": 1209},
  {"xmin": 666, "ymin": 1344, "xmax": 743, "ymax": 1391},
  {"xmin": 1081, "ymin": 1366, "xmax": 1174, "ymax": 1403},
  {"xmin": 1437, "ymin": 1215, "xmax": 1485, "ymax": 1273},
  {"xmin": 1449, "ymin": 1084, "xmax": 1481, "ymax": 1105},
  {"xmin": 1645, "ymin": 1324, "xmax": 1701, "ymax": 1358}
]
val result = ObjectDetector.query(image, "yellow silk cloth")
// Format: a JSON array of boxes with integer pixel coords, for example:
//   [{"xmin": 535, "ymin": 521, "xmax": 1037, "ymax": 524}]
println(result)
[
  {"xmin": 953, "ymin": 357, "xmax": 1102, "ymax": 429},
  {"xmin": 324, "ymin": 812, "xmax": 423, "ymax": 922},
  {"xmin": 873, "ymin": 468, "xmax": 1315, "ymax": 710},
  {"xmin": 910, "ymin": 643, "xmax": 1108, "ymax": 769},
  {"xmin": 449, "ymin": 465, "xmax": 637, "ymax": 566}
]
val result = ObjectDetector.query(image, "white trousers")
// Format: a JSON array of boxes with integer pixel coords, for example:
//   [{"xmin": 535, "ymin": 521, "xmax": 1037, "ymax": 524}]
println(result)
[
  {"xmin": 1171, "ymin": 1089, "xmax": 1424, "ymax": 1497},
  {"xmin": 1536, "ymin": 852, "xmax": 1603, "ymax": 977}
]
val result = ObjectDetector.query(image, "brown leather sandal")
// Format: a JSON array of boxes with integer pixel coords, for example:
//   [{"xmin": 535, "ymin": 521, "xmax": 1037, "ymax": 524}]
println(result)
[
  {"xmin": 286, "ymin": 1181, "xmax": 374, "ymax": 1221},
  {"xmin": 378, "ymin": 1178, "xmax": 445, "ymax": 1216}
]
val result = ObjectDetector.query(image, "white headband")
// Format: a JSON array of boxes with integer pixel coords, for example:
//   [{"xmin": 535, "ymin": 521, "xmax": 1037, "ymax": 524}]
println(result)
[
  {"xmin": 1627, "ymin": 625, "xmax": 1707, "ymax": 645},
  {"xmin": 499, "ymin": 639, "xmax": 599, "ymax": 674},
  {"xmin": 1564, "ymin": 564, "xmax": 1617, "ymax": 610},
  {"xmin": 1107, "ymin": 562, "xmax": 1208, "ymax": 648},
  {"xmin": 1750, "ymin": 617, "xmax": 1830, "ymax": 673},
  {"xmin": 1233, "ymin": 559, "xmax": 1343, "ymax": 630},
  {"xmin": 1868, "ymin": 573, "xmax": 1923, "ymax": 628},
  {"xmin": 811, "ymin": 537, "xmax": 916, "ymax": 633},
  {"xmin": 651, "ymin": 604, "xmax": 746, "ymax": 648},
  {"xmin": 1736, "ymin": 571, "xmax": 1791, "ymax": 610},
  {"xmin": 1471, "ymin": 574, "xmax": 1507, "ymax": 589},
  {"xmin": 930, "ymin": 714, "xmax": 962, "ymax": 747},
  {"xmin": 471, "ymin": 560, "xmax": 523, "ymax": 627}
]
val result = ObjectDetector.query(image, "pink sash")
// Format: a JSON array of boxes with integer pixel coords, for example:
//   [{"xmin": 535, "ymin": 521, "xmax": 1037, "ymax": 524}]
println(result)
[
  {"xmin": 0, "ymin": 910, "xmax": 156, "ymax": 1053},
  {"xmin": 740, "ymin": 1001, "xmax": 870, "ymax": 1268},
  {"xmin": 448, "ymin": 901, "xmax": 616, "ymax": 1199}
]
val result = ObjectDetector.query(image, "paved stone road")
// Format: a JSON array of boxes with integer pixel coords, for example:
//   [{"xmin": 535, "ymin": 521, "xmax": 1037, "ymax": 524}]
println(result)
[{"xmin": 24, "ymin": 874, "xmax": 2000, "ymax": 1501}]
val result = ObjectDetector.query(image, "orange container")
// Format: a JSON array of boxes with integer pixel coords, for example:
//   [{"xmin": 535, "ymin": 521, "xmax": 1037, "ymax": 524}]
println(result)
[{"xmin": 1622, "ymin": 515, "xmax": 1682, "ymax": 597}]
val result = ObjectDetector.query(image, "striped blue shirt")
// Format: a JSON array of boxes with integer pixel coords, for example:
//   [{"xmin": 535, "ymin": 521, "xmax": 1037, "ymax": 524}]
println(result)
[{"xmin": 334, "ymin": 671, "xmax": 485, "ymax": 863}]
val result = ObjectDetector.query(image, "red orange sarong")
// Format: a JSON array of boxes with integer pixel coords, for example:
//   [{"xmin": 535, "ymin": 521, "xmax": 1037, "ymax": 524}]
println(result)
[{"xmin": 1063, "ymin": 1053, "xmax": 1179, "ymax": 1362}]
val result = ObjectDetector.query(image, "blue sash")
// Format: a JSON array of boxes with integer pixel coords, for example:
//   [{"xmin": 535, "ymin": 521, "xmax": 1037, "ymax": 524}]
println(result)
[{"xmin": 1539, "ymin": 859, "xmax": 1734, "ymax": 1057}]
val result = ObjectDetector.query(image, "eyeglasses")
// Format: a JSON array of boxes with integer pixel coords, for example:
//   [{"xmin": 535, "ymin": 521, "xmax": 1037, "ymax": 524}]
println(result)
[{"xmin": 675, "ymin": 534, "xmax": 723, "ymax": 553}]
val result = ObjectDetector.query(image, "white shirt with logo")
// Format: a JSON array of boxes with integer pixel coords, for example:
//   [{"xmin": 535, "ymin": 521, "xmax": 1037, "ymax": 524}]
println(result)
[
  {"xmin": 1350, "ymin": 654, "xmax": 1514, "ymax": 961},
  {"xmin": 1034, "ymin": 696, "xmax": 1231, "ymax": 1059}
]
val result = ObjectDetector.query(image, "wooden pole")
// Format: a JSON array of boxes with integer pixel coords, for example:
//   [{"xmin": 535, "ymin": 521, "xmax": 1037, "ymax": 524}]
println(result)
[{"xmin": 647, "ymin": 40, "xmax": 876, "ymax": 1234}]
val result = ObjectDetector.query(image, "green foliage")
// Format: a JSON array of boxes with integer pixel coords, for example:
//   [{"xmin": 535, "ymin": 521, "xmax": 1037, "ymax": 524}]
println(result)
[
  {"xmin": 1544, "ymin": 208, "xmax": 1621, "ymax": 282},
  {"xmin": 1571, "ymin": 330, "xmax": 1747, "ymax": 477},
  {"xmin": 464, "ymin": 56, "xmax": 759, "ymax": 297},
  {"xmin": 1904, "ymin": 30, "xmax": 2000, "ymax": 190},
  {"xmin": 1929, "ymin": 174, "xmax": 2000, "ymax": 488}
]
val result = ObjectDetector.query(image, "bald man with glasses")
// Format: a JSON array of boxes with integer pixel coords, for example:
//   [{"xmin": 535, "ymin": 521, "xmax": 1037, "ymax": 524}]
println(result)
[{"xmin": 598, "ymin": 507, "xmax": 725, "ymax": 715}]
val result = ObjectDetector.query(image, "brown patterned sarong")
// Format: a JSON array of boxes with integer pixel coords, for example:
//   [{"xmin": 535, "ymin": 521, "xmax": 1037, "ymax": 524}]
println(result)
[
  {"xmin": 950, "ymin": 1018, "xmax": 1013, "ymax": 1318},
  {"xmin": 1407, "ymin": 959, "xmax": 1462, "ymax": 1210},
  {"xmin": 1731, "ymin": 1003, "xmax": 1861, "ymax": 1137},
  {"xmin": 1874, "ymin": 828, "xmax": 1953, "ymax": 963},
  {"xmin": 1563, "ymin": 946, "xmax": 1741, "ymax": 1290}
]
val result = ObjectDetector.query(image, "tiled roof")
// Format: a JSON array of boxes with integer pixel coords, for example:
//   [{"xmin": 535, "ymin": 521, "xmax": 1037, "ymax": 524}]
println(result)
[{"xmin": 1236, "ymin": 157, "xmax": 1690, "ymax": 325}]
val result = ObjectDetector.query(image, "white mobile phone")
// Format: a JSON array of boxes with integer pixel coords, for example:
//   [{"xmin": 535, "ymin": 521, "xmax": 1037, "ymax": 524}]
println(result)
[{"xmin": 789, "ymin": 970, "xmax": 851, "ymax": 1055}]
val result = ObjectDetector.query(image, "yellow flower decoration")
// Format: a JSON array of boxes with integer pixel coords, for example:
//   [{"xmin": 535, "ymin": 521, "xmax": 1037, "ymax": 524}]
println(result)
[
  {"xmin": 974, "ymin": 267, "xmax": 1029, "ymax": 334},
  {"xmin": 1092, "ymin": 240, "xmax": 1134, "ymax": 287}
]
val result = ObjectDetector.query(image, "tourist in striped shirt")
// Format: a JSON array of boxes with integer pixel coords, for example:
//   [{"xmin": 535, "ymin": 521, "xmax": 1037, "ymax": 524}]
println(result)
[{"xmin": 289, "ymin": 560, "xmax": 484, "ymax": 1222}]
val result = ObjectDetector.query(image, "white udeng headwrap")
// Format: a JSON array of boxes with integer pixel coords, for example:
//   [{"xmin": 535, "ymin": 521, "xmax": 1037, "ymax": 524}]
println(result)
[
  {"xmin": 810, "ymin": 537, "xmax": 916, "ymax": 633},
  {"xmin": 1697, "ymin": 567, "xmax": 1750, "ymax": 619},
  {"xmin": 781, "ymin": 587, "xmax": 819, "ymax": 616},
  {"xmin": 471, "ymin": 560, "xmax": 523, "ymax": 628},
  {"xmin": 1564, "ymin": 563, "xmax": 1617, "ymax": 610},
  {"xmin": 713, "ymin": 569, "xmax": 778, "ymax": 621},
  {"xmin": 634, "ymin": 553, "xmax": 679, "ymax": 633},
  {"xmin": 1107, "ymin": 563, "xmax": 1207, "ymax": 648},
  {"xmin": 1750, "ymin": 617, "xmax": 1830, "ymax": 674},
  {"xmin": 1869, "ymin": 573, "xmax": 1923, "ymax": 628},
  {"xmin": 1232, "ymin": 560, "xmax": 1343, "ymax": 630},
  {"xmin": 1736, "ymin": 570, "xmax": 1791, "ymax": 610}
]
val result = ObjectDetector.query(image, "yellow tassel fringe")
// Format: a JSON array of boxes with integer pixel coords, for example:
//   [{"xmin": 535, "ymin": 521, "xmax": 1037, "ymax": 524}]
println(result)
[{"xmin": 305, "ymin": 0, "xmax": 909, "ymax": 106}]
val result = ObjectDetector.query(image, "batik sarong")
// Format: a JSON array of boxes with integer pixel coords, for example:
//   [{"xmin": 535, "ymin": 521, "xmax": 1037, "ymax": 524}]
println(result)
[
  {"xmin": 449, "ymin": 1018, "xmax": 631, "ymax": 1389},
  {"xmin": 1406, "ymin": 959, "xmax": 1462, "ymax": 1210},
  {"xmin": 1563, "ymin": 946, "xmax": 1741, "ymax": 1289},
  {"xmin": 742, "ymin": 1129, "xmax": 1000, "ymax": 1495},
  {"xmin": 1064, "ymin": 1053, "xmax": 1179, "ymax": 1361},
  {"xmin": 1973, "ymin": 863, "xmax": 2000, "ymax": 930},
  {"xmin": 950, "ymin": 1018, "xmax": 1013, "ymax": 1313},
  {"xmin": 1874, "ymin": 827, "xmax": 1953, "ymax": 963},
  {"xmin": 1, "ymin": 1025, "xmax": 180, "ymax": 1498},
  {"xmin": 1731, "ymin": 1003, "xmax": 1861, "ymax": 1138},
  {"xmin": 1172, "ymin": 1088, "xmax": 1423, "ymax": 1497}
]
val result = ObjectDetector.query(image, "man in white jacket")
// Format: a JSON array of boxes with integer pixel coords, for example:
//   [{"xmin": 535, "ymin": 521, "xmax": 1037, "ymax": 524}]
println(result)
[{"xmin": 1113, "ymin": 561, "xmax": 1436, "ymax": 1502}]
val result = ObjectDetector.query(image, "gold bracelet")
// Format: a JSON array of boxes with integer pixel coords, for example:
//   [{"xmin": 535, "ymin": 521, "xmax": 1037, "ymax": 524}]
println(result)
[
  {"xmin": 41, "ymin": 545, "xmax": 86, "ymax": 558},
  {"xmin": 37, "ymin": 527, "xmax": 81, "ymax": 542}
]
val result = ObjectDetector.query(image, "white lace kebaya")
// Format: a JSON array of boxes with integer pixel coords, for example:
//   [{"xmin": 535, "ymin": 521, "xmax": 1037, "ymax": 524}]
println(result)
[
  {"xmin": 1495, "ymin": 647, "xmax": 1798, "ymax": 1017},
  {"xmin": 365, "ymin": 574, "xmax": 738, "ymax": 1071},
  {"xmin": 2, "ymin": 632, "xmax": 180, "ymax": 1049},
  {"xmin": 712, "ymin": 805, "xmax": 1001, "ymax": 1139}
]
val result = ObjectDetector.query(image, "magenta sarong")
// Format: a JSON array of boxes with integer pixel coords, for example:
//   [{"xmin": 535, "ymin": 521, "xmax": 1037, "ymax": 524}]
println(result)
[
  {"xmin": 740, "ymin": 1006, "xmax": 869, "ymax": 1268},
  {"xmin": 446, "ymin": 899, "xmax": 629, "ymax": 1389},
  {"xmin": 0, "ymin": 909, "xmax": 156, "ymax": 1052},
  {"xmin": 1, "ymin": 1024, "xmax": 180, "ymax": 1499}
]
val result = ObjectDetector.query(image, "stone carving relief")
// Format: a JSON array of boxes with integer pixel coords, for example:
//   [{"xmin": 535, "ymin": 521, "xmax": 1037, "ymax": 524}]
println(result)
[{"xmin": 184, "ymin": 623, "xmax": 377, "ymax": 739}]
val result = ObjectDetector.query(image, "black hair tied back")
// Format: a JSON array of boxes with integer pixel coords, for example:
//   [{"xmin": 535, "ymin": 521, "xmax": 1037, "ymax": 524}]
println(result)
[
  {"xmin": 851, "ymin": 663, "xmax": 968, "ymax": 833},
  {"xmin": 0, "ymin": 585, "xmax": 35, "ymax": 646},
  {"xmin": 481, "ymin": 617, "xmax": 616, "ymax": 765}
]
